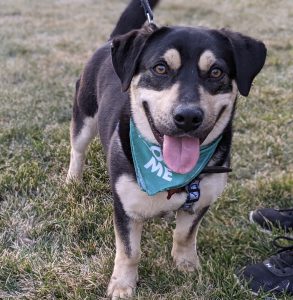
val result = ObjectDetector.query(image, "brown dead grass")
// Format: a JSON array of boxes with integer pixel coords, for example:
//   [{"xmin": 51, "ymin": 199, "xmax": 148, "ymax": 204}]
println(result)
[{"xmin": 0, "ymin": 0, "xmax": 292, "ymax": 299}]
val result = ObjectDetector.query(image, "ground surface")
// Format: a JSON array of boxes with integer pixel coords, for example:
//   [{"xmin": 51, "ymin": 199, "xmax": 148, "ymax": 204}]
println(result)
[{"xmin": 0, "ymin": 0, "xmax": 292, "ymax": 299}]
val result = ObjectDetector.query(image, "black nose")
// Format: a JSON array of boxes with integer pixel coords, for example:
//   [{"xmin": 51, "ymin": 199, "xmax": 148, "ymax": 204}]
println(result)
[{"xmin": 173, "ymin": 106, "xmax": 204, "ymax": 132}]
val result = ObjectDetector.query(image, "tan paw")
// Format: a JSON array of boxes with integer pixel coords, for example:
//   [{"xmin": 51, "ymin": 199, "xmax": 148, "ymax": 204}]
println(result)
[
  {"xmin": 66, "ymin": 172, "xmax": 81, "ymax": 184},
  {"xmin": 172, "ymin": 248, "xmax": 200, "ymax": 272},
  {"xmin": 174, "ymin": 256, "xmax": 200, "ymax": 272},
  {"xmin": 107, "ymin": 277, "xmax": 136, "ymax": 299}
]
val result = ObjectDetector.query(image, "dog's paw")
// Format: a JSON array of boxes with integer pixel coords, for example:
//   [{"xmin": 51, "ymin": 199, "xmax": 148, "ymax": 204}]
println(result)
[
  {"xmin": 172, "ymin": 248, "xmax": 200, "ymax": 272},
  {"xmin": 65, "ymin": 172, "xmax": 81, "ymax": 184},
  {"xmin": 173, "ymin": 256, "xmax": 200, "ymax": 272},
  {"xmin": 107, "ymin": 276, "xmax": 136, "ymax": 299}
]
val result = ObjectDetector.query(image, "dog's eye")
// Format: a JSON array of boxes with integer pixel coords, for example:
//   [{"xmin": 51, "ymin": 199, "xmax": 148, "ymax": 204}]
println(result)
[
  {"xmin": 210, "ymin": 68, "xmax": 223, "ymax": 79},
  {"xmin": 153, "ymin": 64, "xmax": 167, "ymax": 75}
]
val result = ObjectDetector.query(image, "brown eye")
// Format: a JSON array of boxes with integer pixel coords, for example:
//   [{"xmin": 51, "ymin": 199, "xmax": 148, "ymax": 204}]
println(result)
[
  {"xmin": 153, "ymin": 64, "xmax": 167, "ymax": 75},
  {"xmin": 210, "ymin": 68, "xmax": 223, "ymax": 78}
]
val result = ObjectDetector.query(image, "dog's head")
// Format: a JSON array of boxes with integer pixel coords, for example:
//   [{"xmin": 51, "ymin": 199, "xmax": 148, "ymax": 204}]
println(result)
[{"xmin": 111, "ymin": 24, "xmax": 266, "ymax": 174}]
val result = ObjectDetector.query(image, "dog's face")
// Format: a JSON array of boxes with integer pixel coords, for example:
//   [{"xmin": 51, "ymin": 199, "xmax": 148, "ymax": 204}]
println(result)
[{"xmin": 112, "ymin": 25, "xmax": 266, "ymax": 173}]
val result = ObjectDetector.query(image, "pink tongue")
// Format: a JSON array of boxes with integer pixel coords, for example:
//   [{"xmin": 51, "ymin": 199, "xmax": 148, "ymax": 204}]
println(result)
[{"xmin": 163, "ymin": 135, "xmax": 200, "ymax": 174}]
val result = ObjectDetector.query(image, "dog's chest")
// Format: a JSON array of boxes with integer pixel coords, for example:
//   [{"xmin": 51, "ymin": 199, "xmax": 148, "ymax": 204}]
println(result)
[
  {"xmin": 115, "ymin": 173, "xmax": 186, "ymax": 219},
  {"xmin": 115, "ymin": 171, "xmax": 227, "ymax": 220}
]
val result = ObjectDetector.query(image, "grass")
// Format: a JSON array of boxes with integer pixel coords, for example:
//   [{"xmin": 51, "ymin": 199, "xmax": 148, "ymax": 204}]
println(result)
[{"xmin": 0, "ymin": 0, "xmax": 292, "ymax": 299}]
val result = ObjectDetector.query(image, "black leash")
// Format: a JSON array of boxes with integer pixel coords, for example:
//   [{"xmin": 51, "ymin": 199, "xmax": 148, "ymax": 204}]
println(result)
[
  {"xmin": 201, "ymin": 166, "xmax": 232, "ymax": 174},
  {"xmin": 140, "ymin": 0, "xmax": 154, "ymax": 24}
]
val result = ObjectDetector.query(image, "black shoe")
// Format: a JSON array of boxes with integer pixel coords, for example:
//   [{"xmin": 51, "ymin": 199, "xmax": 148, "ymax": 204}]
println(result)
[
  {"xmin": 249, "ymin": 208, "xmax": 293, "ymax": 233},
  {"xmin": 237, "ymin": 236, "xmax": 293, "ymax": 296}
]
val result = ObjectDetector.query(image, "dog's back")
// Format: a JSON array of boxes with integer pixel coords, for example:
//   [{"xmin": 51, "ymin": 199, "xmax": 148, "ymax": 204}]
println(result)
[{"xmin": 71, "ymin": 0, "xmax": 160, "ymax": 154}]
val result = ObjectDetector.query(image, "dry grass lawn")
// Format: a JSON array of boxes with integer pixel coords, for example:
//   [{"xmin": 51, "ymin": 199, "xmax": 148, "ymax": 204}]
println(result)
[{"xmin": 0, "ymin": 0, "xmax": 292, "ymax": 299}]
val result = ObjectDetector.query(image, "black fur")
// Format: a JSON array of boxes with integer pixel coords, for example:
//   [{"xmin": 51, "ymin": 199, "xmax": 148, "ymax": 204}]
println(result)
[
  {"xmin": 208, "ymin": 100, "xmax": 237, "ymax": 168},
  {"xmin": 72, "ymin": 78, "xmax": 83, "ymax": 136},
  {"xmin": 113, "ymin": 188, "xmax": 131, "ymax": 257},
  {"xmin": 111, "ymin": 24, "xmax": 159, "ymax": 92},
  {"xmin": 110, "ymin": 0, "xmax": 160, "ymax": 39},
  {"xmin": 187, "ymin": 206, "xmax": 210, "ymax": 240},
  {"xmin": 118, "ymin": 106, "xmax": 133, "ymax": 167},
  {"xmin": 221, "ymin": 29, "xmax": 267, "ymax": 96}
]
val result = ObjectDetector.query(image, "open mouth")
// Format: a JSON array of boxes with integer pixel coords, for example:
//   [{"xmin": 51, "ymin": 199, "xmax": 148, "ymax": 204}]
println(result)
[
  {"xmin": 142, "ymin": 102, "xmax": 163, "ymax": 145},
  {"xmin": 142, "ymin": 101, "xmax": 200, "ymax": 174}
]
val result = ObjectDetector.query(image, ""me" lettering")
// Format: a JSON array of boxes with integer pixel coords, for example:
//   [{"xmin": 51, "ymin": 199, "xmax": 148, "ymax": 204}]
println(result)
[{"xmin": 144, "ymin": 146, "xmax": 172, "ymax": 182}]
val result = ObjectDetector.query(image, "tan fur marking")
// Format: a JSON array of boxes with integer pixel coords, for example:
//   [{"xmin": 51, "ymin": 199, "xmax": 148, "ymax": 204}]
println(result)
[
  {"xmin": 115, "ymin": 174, "xmax": 186, "ymax": 220},
  {"xmin": 130, "ymin": 79, "xmax": 180, "ymax": 144},
  {"xmin": 198, "ymin": 50, "xmax": 216, "ymax": 71},
  {"xmin": 163, "ymin": 48, "xmax": 182, "ymax": 70},
  {"xmin": 200, "ymin": 81, "xmax": 238, "ymax": 145}
]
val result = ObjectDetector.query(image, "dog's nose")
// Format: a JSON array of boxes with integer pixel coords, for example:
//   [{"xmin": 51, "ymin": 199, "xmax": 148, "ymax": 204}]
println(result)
[{"xmin": 173, "ymin": 106, "xmax": 204, "ymax": 132}]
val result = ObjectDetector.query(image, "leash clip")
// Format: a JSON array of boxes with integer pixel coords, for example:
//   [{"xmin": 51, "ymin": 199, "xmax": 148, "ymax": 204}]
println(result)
[
  {"xmin": 140, "ymin": 0, "xmax": 154, "ymax": 24},
  {"xmin": 181, "ymin": 180, "xmax": 201, "ymax": 214},
  {"xmin": 146, "ymin": 12, "xmax": 153, "ymax": 24}
]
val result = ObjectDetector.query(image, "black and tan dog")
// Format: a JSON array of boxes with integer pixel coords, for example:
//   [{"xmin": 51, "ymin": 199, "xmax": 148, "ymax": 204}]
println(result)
[{"xmin": 67, "ymin": 0, "xmax": 266, "ymax": 298}]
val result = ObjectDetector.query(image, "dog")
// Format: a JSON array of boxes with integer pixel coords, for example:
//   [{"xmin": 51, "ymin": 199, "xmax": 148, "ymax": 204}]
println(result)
[{"xmin": 67, "ymin": 0, "xmax": 266, "ymax": 298}]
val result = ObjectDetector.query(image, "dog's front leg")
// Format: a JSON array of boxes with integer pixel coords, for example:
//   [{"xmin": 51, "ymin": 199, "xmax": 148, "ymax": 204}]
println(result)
[
  {"xmin": 172, "ymin": 173, "xmax": 227, "ymax": 272},
  {"xmin": 171, "ymin": 206, "xmax": 210, "ymax": 272},
  {"xmin": 107, "ymin": 199, "xmax": 143, "ymax": 299}
]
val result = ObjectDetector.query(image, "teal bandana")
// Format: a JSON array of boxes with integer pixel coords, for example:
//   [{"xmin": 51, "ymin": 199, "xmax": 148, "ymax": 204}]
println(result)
[{"xmin": 130, "ymin": 119, "xmax": 222, "ymax": 196}]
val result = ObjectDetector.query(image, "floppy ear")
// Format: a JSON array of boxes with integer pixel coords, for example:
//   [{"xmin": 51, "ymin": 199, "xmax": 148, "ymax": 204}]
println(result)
[
  {"xmin": 111, "ymin": 24, "xmax": 158, "ymax": 92},
  {"xmin": 221, "ymin": 30, "xmax": 267, "ymax": 96}
]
